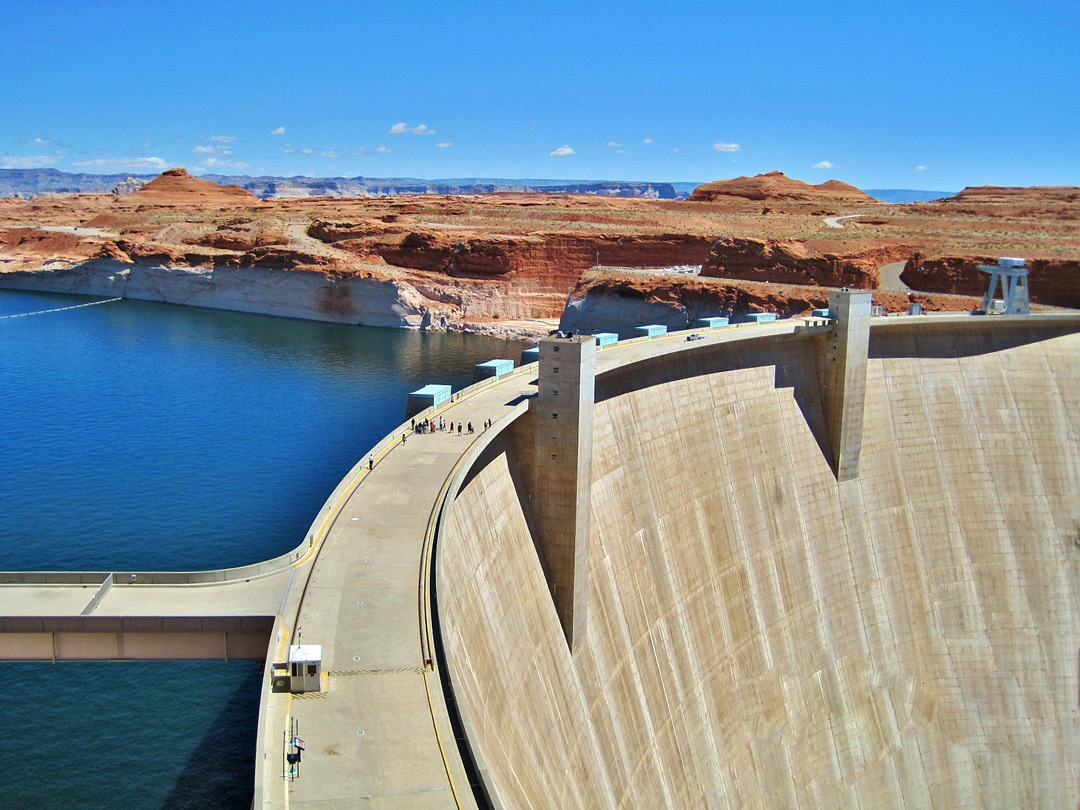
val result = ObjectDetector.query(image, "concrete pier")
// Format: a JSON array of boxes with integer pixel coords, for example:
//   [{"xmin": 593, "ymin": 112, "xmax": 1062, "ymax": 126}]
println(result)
[
  {"xmin": 820, "ymin": 289, "xmax": 872, "ymax": 480},
  {"xmin": 533, "ymin": 335, "xmax": 596, "ymax": 651}
]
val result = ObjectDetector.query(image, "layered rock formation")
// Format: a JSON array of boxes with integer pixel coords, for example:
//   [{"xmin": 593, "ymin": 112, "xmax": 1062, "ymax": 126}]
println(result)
[
  {"xmin": 1, "ymin": 169, "xmax": 1074, "ymax": 339},
  {"xmin": 113, "ymin": 176, "xmax": 149, "ymax": 196},
  {"xmin": 0, "ymin": 258, "xmax": 428, "ymax": 327},
  {"xmin": 132, "ymin": 168, "xmax": 258, "ymax": 202},
  {"xmin": 0, "ymin": 227, "xmax": 89, "ymax": 257},
  {"xmin": 317, "ymin": 224, "xmax": 714, "ymax": 278},
  {"xmin": 943, "ymin": 184, "xmax": 1080, "ymax": 206},
  {"xmin": 901, "ymin": 253, "xmax": 1080, "ymax": 309},
  {"xmin": 700, "ymin": 236, "xmax": 911, "ymax": 289},
  {"xmin": 689, "ymin": 171, "xmax": 877, "ymax": 204},
  {"xmin": 182, "ymin": 219, "xmax": 288, "ymax": 252},
  {"xmin": 559, "ymin": 271, "xmax": 977, "ymax": 336}
]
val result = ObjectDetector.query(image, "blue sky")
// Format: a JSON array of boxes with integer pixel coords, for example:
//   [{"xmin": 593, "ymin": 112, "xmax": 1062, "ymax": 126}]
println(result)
[{"xmin": 2, "ymin": 0, "xmax": 1078, "ymax": 190}]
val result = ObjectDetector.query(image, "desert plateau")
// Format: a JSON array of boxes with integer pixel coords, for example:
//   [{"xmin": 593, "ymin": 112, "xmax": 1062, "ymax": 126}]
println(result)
[{"xmin": 1, "ymin": 168, "xmax": 1077, "ymax": 337}]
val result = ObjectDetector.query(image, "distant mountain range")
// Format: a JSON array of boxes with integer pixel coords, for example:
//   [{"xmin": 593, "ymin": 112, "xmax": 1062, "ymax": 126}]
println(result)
[
  {"xmin": 0, "ymin": 168, "xmax": 954, "ymax": 204},
  {"xmin": 0, "ymin": 169, "xmax": 683, "ymax": 200}
]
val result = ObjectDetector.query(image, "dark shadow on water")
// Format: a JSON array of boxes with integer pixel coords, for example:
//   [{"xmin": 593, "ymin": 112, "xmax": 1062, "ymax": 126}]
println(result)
[{"xmin": 160, "ymin": 663, "xmax": 262, "ymax": 810}]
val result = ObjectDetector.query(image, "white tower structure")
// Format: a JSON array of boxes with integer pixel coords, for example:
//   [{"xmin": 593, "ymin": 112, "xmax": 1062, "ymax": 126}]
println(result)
[{"xmin": 979, "ymin": 257, "xmax": 1030, "ymax": 315}]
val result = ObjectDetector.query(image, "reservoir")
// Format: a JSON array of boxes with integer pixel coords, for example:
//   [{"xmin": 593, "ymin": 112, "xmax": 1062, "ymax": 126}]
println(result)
[{"xmin": 0, "ymin": 289, "xmax": 530, "ymax": 808}]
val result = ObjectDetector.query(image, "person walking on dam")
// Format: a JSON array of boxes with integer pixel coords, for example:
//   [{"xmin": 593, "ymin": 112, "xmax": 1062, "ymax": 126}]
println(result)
[{"xmin": 368, "ymin": 453, "xmax": 373, "ymax": 471}]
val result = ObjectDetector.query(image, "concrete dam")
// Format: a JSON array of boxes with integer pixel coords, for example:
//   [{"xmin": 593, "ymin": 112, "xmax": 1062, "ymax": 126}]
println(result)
[
  {"xmin": 1, "ymin": 295, "xmax": 1077, "ymax": 808},
  {"xmin": 438, "ymin": 302, "xmax": 1080, "ymax": 808}
]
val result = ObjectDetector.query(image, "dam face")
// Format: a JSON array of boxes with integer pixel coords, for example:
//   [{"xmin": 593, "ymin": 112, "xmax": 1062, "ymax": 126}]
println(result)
[{"xmin": 440, "ymin": 320, "xmax": 1080, "ymax": 808}]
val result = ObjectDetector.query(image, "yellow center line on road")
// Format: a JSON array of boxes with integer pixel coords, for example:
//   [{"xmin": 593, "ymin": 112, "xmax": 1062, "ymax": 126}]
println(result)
[
  {"xmin": 289, "ymin": 438, "xmax": 398, "ymax": 568},
  {"xmin": 282, "ymin": 364, "xmax": 542, "ymax": 808},
  {"xmin": 284, "ymin": 692, "xmax": 293, "ymax": 810},
  {"xmin": 275, "ymin": 625, "xmax": 291, "ymax": 664}
]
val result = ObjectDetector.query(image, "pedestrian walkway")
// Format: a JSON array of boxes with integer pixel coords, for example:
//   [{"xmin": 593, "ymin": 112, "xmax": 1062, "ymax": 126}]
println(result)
[{"xmin": 261, "ymin": 370, "xmax": 538, "ymax": 809}]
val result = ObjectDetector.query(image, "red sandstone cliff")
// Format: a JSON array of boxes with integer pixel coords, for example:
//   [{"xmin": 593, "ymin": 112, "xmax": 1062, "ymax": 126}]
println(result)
[
  {"xmin": 2, "ymin": 175, "xmax": 1074, "ymax": 336},
  {"xmin": 689, "ymin": 171, "xmax": 876, "ymax": 204},
  {"xmin": 943, "ymin": 185, "xmax": 1080, "ymax": 206},
  {"xmin": 901, "ymin": 253, "xmax": 1080, "ymax": 309},
  {"xmin": 700, "ymin": 236, "xmax": 911, "ymax": 289},
  {"xmin": 310, "ymin": 222, "xmax": 716, "ymax": 279},
  {"xmin": 0, "ymin": 228, "xmax": 93, "ymax": 257},
  {"xmin": 559, "ymin": 271, "xmax": 980, "ymax": 334},
  {"xmin": 307, "ymin": 222, "xmax": 718, "ymax": 318},
  {"xmin": 183, "ymin": 219, "xmax": 288, "ymax": 251},
  {"xmin": 133, "ymin": 168, "xmax": 258, "ymax": 203}
]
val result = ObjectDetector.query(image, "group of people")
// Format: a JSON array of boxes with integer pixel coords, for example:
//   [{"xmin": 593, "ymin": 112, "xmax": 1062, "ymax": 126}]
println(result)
[
  {"xmin": 379, "ymin": 414, "xmax": 499, "ymax": 467},
  {"xmin": 409, "ymin": 416, "xmax": 494, "ymax": 436}
]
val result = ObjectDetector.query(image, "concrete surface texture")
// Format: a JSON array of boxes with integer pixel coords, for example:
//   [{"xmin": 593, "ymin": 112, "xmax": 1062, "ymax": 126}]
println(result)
[
  {"xmin": 439, "ymin": 319, "xmax": 1080, "ymax": 808},
  {"xmin": 533, "ymin": 335, "xmax": 596, "ymax": 649}
]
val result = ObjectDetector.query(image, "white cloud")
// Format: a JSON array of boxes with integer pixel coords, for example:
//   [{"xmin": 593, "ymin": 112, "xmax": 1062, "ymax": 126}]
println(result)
[
  {"xmin": 201, "ymin": 157, "xmax": 250, "ymax": 169},
  {"xmin": 615, "ymin": 149, "xmax": 628, "ymax": 154},
  {"xmin": 607, "ymin": 141, "xmax": 622, "ymax": 148},
  {"xmin": 712, "ymin": 142, "xmax": 741, "ymax": 152},
  {"xmin": 0, "ymin": 154, "xmax": 61, "ymax": 169},
  {"xmin": 375, "ymin": 146, "xmax": 391, "ymax": 154},
  {"xmin": 549, "ymin": 145, "xmax": 575, "ymax": 157},
  {"xmin": 643, "ymin": 138, "xmax": 653, "ymax": 144},
  {"xmin": 270, "ymin": 126, "xmax": 286, "ymax": 136},
  {"xmin": 435, "ymin": 142, "xmax": 452, "ymax": 148},
  {"xmin": 26, "ymin": 137, "xmax": 55, "ymax": 147},
  {"xmin": 915, "ymin": 165, "xmax": 928, "ymax": 172},
  {"xmin": 813, "ymin": 160, "xmax": 834, "ymax": 169},
  {"xmin": 389, "ymin": 122, "xmax": 436, "ymax": 135},
  {"xmin": 301, "ymin": 147, "xmax": 314, "ymax": 155},
  {"xmin": 194, "ymin": 138, "xmax": 234, "ymax": 156},
  {"xmin": 321, "ymin": 150, "xmax": 341, "ymax": 158},
  {"xmin": 673, "ymin": 148, "xmax": 680, "ymax": 153},
  {"xmin": 72, "ymin": 156, "xmax": 169, "ymax": 172}
]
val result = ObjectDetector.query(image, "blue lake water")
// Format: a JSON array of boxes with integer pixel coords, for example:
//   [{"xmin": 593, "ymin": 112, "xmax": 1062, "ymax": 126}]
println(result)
[{"xmin": 0, "ymin": 289, "xmax": 531, "ymax": 808}]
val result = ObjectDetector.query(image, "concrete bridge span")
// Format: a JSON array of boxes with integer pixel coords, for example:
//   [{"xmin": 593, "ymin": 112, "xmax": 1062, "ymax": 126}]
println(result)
[{"xmin": 1, "ymin": 306, "xmax": 1078, "ymax": 808}]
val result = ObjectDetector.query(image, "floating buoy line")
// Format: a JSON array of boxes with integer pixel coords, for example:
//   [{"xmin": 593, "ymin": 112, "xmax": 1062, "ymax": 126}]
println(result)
[{"xmin": 0, "ymin": 296, "xmax": 123, "ymax": 320}]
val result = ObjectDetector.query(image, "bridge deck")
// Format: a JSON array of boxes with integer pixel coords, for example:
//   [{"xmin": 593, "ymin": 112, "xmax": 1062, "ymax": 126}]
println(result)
[{"xmin": 0, "ymin": 569, "xmax": 294, "ymax": 617}]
